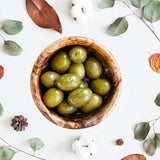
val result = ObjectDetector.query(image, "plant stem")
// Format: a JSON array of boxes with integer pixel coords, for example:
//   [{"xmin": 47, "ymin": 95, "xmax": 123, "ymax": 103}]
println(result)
[
  {"xmin": 0, "ymin": 137, "xmax": 46, "ymax": 160},
  {"xmin": 148, "ymin": 116, "xmax": 160, "ymax": 133},
  {"xmin": 125, "ymin": 13, "xmax": 134, "ymax": 17},
  {"xmin": 123, "ymin": 1, "xmax": 160, "ymax": 42},
  {"xmin": 0, "ymin": 34, "xmax": 5, "ymax": 42}
]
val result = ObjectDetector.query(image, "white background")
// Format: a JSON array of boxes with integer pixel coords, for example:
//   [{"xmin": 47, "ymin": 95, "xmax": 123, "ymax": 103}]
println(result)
[{"xmin": 0, "ymin": 0, "xmax": 160, "ymax": 160}]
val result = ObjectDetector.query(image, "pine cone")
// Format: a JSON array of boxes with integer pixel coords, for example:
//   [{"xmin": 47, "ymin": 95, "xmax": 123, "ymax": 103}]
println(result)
[{"xmin": 11, "ymin": 115, "xmax": 28, "ymax": 131}]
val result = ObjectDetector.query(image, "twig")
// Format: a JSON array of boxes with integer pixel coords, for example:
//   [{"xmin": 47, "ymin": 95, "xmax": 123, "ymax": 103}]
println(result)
[
  {"xmin": 122, "ymin": 1, "xmax": 160, "ymax": 42},
  {"xmin": 151, "ymin": 22, "xmax": 154, "ymax": 32},
  {"xmin": 148, "ymin": 116, "xmax": 160, "ymax": 134},
  {"xmin": 0, "ymin": 137, "xmax": 46, "ymax": 160},
  {"xmin": 0, "ymin": 34, "xmax": 5, "ymax": 42},
  {"xmin": 125, "ymin": 13, "xmax": 134, "ymax": 17}
]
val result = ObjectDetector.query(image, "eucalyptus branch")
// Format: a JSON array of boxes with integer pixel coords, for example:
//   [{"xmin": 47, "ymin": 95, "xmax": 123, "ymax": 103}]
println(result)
[
  {"xmin": 122, "ymin": 1, "xmax": 160, "ymax": 42},
  {"xmin": 0, "ymin": 137, "xmax": 46, "ymax": 160}
]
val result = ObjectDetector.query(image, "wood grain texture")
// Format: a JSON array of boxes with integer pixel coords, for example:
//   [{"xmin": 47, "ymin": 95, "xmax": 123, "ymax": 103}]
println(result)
[{"xmin": 30, "ymin": 36, "xmax": 122, "ymax": 129}]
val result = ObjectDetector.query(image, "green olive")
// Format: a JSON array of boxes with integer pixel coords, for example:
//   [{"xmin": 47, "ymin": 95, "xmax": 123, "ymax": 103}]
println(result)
[
  {"xmin": 40, "ymin": 71, "xmax": 60, "ymax": 88},
  {"xmin": 57, "ymin": 101, "xmax": 78, "ymax": 115},
  {"xmin": 43, "ymin": 88, "xmax": 64, "ymax": 108},
  {"xmin": 55, "ymin": 73, "xmax": 81, "ymax": 91},
  {"xmin": 51, "ymin": 52, "xmax": 71, "ymax": 73},
  {"xmin": 68, "ymin": 63, "xmax": 85, "ymax": 79},
  {"xmin": 90, "ymin": 79, "xmax": 111, "ymax": 95},
  {"xmin": 80, "ymin": 94, "xmax": 103, "ymax": 113},
  {"xmin": 68, "ymin": 88, "xmax": 92, "ymax": 108},
  {"xmin": 85, "ymin": 57, "xmax": 103, "ymax": 79},
  {"xmin": 79, "ymin": 81, "xmax": 87, "ymax": 88},
  {"xmin": 69, "ymin": 46, "xmax": 87, "ymax": 63}
]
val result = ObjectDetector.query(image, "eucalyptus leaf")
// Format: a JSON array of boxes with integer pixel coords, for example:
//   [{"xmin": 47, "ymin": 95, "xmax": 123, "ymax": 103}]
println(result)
[
  {"xmin": 30, "ymin": 138, "xmax": 44, "ymax": 151},
  {"xmin": 155, "ymin": 133, "xmax": 160, "ymax": 148},
  {"xmin": 155, "ymin": 93, "xmax": 160, "ymax": 106},
  {"xmin": 143, "ymin": 138, "xmax": 157, "ymax": 156},
  {"xmin": 0, "ymin": 147, "xmax": 15, "ymax": 160},
  {"xmin": 98, "ymin": 0, "xmax": 115, "ymax": 9},
  {"xmin": 144, "ymin": 0, "xmax": 160, "ymax": 22},
  {"xmin": 3, "ymin": 41, "xmax": 22, "ymax": 56},
  {"xmin": 134, "ymin": 122, "xmax": 150, "ymax": 141},
  {"xmin": 0, "ymin": 103, "xmax": 4, "ymax": 117},
  {"xmin": 108, "ymin": 17, "xmax": 128, "ymax": 36},
  {"xmin": 2, "ymin": 20, "xmax": 23, "ymax": 35},
  {"xmin": 131, "ymin": 0, "xmax": 151, "ymax": 8}
]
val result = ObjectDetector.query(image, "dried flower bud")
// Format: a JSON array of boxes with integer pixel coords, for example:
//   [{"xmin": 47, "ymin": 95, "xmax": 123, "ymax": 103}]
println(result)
[{"xmin": 116, "ymin": 139, "xmax": 124, "ymax": 146}]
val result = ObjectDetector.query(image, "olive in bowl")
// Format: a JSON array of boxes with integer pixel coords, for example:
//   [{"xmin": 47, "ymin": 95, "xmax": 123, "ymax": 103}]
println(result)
[{"xmin": 30, "ymin": 36, "xmax": 122, "ymax": 129}]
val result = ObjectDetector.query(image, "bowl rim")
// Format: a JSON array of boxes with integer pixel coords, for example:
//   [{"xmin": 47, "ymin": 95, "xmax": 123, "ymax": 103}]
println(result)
[{"xmin": 30, "ymin": 36, "xmax": 122, "ymax": 129}]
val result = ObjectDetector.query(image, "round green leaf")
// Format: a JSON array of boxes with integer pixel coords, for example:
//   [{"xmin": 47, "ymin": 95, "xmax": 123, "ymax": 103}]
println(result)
[
  {"xmin": 155, "ymin": 133, "xmax": 160, "ymax": 148},
  {"xmin": 2, "ymin": 20, "xmax": 23, "ymax": 35},
  {"xmin": 30, "ymin": 138, "xmax": 44, "ymax": 151},
  {"xmin": 143, "ymin": 138, "xmax": 157, "ymax": 156},
  {"xmin": 3, "ymin": 41, "xmax": 22, "ymax": 56},
  {"xmin": 98, "ymin": 0, "xmax": 115, "ymax": 9},
  {"xmin": 0, "ymin": 103, "xmax": 4, "ymax": 117},
  {"xmin": 131, "ymin": 0, "xmax": 151, "ymax": 8},
  {"xmin": 108, "ymin": 17, "xmax": 128, "ymax": 36},
  {"xmin": 134, "ymin": 122, "xmax": 150, "ymax": 141},
  {"xmin": 155, "ymin": 93, "xmax": 160, "ymax": 106},
  {"xmin": 144, "ymin": 0, "xmax": 160, "ymax": 22},
  {"xmin": 0, "ymin": 147, "xmax": 15, "ymax": 160}
]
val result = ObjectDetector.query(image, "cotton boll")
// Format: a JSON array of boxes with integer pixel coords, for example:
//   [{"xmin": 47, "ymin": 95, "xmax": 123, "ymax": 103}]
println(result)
[
  {"xmin": 72, "ymin": 135, "xmax": 98, "ymax": 160},
  {"xmin": 72, "ymin": 0, "xmax": 86, "ymax": 7},
  {"xmin": 72, "ymin": 140, "xmax": 82, "ymax": 153},
  {"xmin": 70, "ymin": 5, "xmax": 82, "ymax": 18},
  {"xmin": 76, "ymin": 147, "xmax": 90, "ymax": 160},
  {"xmin": 83, "ymin": 0, "xmax": 93, "ymax": 8},
  {"xmin": 76, "ymin": 14, "xmax": 88, "ymax": 23},
  {"xmin": 79, "ymin": 135, "xmax": 93, "ymax": 146},
  {"xmin": 70, "ymin": 0, "xmax": 93, "ymax": 23},
  {"xmin": 88, "ymin": 141, "xmax": 98, "ymax": 156},
  {"xmin": 82, "ymin": 6, "xmax": 93, "ymax": 18}
]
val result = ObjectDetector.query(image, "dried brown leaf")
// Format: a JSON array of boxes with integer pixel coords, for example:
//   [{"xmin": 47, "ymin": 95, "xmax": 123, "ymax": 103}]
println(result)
[
  {"xmin": 0, "ymin": 65, "xmax": 4, "ymax": 79},
  {"xmin": 149, "ymin": 54, "xmax": 160, "ymax": 73},
  {"xmin": 26, "ymin": 0, "xmax": 62, "ymax": 33},
  {"xmin": 121, "ymin": 154, "xmax": 146, "ymax": 160}
]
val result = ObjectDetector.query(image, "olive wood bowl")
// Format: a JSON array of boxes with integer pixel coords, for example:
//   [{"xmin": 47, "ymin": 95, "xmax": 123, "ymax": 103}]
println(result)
[{"xmin": 30, "ymin": 36, "xmax": 122, "ymax": 129}]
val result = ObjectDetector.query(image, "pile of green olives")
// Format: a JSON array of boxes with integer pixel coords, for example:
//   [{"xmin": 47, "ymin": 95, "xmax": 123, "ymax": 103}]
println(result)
[{"xmin": 40, "ymin": 46, "xmax": 112, "ymax": 115}]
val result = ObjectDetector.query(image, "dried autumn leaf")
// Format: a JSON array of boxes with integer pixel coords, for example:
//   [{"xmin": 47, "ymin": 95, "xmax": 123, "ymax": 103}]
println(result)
[
  {"xmin": 149, "ymin": 54, "xmax": 160, "ymax": 73},
  {"xmin": 26, "ymin": 0, "xmax": 62, "ymax": 33},
  {"xmin": 121, "ymin": 154, "xmax": 146, "ymax": 160},
  {"xmin": 0, "ymin": 65, "xmax": 4, "ymax": 79}
]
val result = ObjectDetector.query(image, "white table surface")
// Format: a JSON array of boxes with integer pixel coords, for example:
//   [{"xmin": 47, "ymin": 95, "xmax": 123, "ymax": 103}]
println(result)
[{"xmin": 0, "ymin": 0, "xmax": 160, "ymax": 159}]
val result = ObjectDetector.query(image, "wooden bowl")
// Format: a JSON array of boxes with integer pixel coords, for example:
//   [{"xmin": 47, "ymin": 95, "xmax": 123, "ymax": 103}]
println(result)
[{"xmin": 30, "ymin": 36, "xmax": 122, "ymax": 129}]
